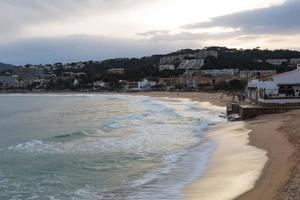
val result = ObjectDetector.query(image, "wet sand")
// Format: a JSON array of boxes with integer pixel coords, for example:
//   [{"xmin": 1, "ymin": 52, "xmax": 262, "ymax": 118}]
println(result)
[
  {"xmin": 128, "ymin": 91, "xmax": 232, "ymax": 107},
  {"xmin": 184, "ymin": 122, "xmax": 268, "ymax": 200}
]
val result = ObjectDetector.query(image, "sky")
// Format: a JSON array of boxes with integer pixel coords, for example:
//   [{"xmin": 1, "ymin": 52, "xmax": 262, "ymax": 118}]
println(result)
[{"xmin": 0, "ymin": 0, "xmax": 298, "ymax": 65}]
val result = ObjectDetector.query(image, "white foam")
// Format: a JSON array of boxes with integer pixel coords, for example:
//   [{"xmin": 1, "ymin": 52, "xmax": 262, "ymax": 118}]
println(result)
[
  {"xmin": 5, "ymin": 94, "xmax": 227, "ymax": 200},
  {"xmin": 72, "ymin": 187, "xmax": 103, "ymax": 200}
]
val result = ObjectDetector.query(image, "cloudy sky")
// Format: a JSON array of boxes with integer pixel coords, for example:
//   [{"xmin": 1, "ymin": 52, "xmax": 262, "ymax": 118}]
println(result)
[{"xmin": 0, "ymin": 0, "xmax": 298, "ymax": 65}]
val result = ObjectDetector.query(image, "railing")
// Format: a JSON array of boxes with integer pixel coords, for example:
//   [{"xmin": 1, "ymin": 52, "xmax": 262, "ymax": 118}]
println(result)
[{"xmin": 259, "ymin": 89, "xmax": 300, "ymax": 100}]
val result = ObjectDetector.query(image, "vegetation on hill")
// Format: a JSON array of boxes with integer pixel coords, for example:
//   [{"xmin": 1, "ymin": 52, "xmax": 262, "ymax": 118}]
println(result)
[
  {"xmin": 2, "ymin": 46, "xmax": 300, "ymax": 91},
  {"xmin": 0, "ymin": 63, "xmax": 16, "ymax": 72}
]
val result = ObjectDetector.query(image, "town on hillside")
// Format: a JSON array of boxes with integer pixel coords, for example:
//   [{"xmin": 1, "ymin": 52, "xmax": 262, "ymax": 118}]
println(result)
[{"xmin": 0, "ymin": 47, "xmax": 300, "ymax": 94}]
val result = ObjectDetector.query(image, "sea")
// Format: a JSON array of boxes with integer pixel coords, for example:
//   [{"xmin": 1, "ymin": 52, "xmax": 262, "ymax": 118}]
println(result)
[{"xmin": 0, "ymin": 94, "xmax": 226, "ymax": 200}]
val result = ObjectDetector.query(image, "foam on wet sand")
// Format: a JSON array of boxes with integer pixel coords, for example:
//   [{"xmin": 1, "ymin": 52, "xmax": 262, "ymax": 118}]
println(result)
[{"xmin": 184, "ymin": 122, "xmax": 268, "ymax": 200}]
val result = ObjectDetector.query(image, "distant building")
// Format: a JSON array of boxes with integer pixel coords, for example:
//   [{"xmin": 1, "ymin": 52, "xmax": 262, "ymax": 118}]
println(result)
[
  {"xmin": 159, "ymin": 50, "xmax": 217, "ymax": 65},
  {"xmin": 108, "ymin": 68, "xmax": 125, "ymax": 75},
  {"xmin": 177, "ymin": 59, "xmax": 204, "ymax": 70},
  {"xmin": 194, "ymin": 50, "xmax": 218, "ymax": 59},
  {"xmin": 122, "ymin": 79, "xmax": 156, "ymax": 91},
  {"xmin": 160, "ymin": 55, "xmax": 185, "ymax": 65},
  {"xmin": 0, "ymin": 76, "xmax": 17, "ymax": 88},
  {"xmin": 240, "ymin": 70, "xmax": 276, "ymax": 80},
  {"xmin": 138, "ymin": 79, "xmax": 152, "ymax": 90},
  {"xmin": 266, "ymin": 59, "xmax": 288, "ymax": 66},
  {"xmin": 290, "ymin": 58, "xmax": 300, "ymax": 65},
  {"xmin": 12, "ymin": 67, "xmax": 45, "ymax": 86},
  {"xmin": 159, "ymin": 65, "xmax": 175, "ymax": 71},
  {"xmin": 158, "ymin": 77, "xmax": 179, "ymax": 87},
  {"xmin": 200, "ymin": 69, "xmax": 238, "ymax": 76}
]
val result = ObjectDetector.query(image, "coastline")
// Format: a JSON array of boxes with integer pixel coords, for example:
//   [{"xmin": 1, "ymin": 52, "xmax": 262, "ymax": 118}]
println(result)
[{"xmin": 130, "ymin": 91, "xmax": 298, "ymax": 200}]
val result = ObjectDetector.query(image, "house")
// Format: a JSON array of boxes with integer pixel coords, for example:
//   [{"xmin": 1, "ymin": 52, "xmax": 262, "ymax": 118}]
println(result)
[
  {"xmin": 108, "ymin": 68, "xmax": 125, "ymax": 75},
  {"xmin": 266, "ymin": 59, "xmax": 288, "ymax": 66},
  {"xmin": 137, "ymin": 79, "xmax": 152, "ymax": 90},
  {"xmin": 121, "ymin": 79, "xmax": 155, "ymax": 91},
  {"xmin": 246, "ymin": 67, "xmax": 300, "ymax": 105},
  {"xmin": 159, "ymin": 65, "xmax": 175, "ymax": 71}
]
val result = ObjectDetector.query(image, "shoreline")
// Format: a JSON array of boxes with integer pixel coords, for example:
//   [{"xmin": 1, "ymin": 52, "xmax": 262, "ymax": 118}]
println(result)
[
  {"xmin": 129, "ymin": 92, "xmax": 298, "ymax": 200},
  {"xmin": 184, "ymin": 122, "xmax": 268, "ymax": 200}
]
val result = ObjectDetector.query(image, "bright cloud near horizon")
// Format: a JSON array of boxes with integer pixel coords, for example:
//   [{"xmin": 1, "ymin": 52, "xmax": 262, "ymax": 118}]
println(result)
[{"xmin": 0, "ymin": 0, "xmax": 298, "ymax": 65}]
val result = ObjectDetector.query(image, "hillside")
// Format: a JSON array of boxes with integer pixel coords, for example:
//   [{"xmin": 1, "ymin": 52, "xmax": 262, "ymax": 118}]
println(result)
[{"xmin": 0, "ymin": 63, "xmax": 16, "ymax": 72}]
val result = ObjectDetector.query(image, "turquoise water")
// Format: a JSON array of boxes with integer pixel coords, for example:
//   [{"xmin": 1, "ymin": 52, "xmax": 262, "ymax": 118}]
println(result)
[{"xmin": 0, "ymin": 94, "xmax": 224, "ymax": 200}]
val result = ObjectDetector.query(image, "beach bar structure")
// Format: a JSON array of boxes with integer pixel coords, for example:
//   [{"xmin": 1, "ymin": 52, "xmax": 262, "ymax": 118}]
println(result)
[
  {"xmin": 227, "ymin": 67, "xmax": 300, "ymax": 120},
  {"xmin": 246, "ymin": 67, "xmax": 300, "ymax": 107}
]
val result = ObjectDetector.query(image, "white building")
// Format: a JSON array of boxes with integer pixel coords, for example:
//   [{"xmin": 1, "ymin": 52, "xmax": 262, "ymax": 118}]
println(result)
[
  {"xmin": 159, "ymin": 65, "xmax": 175, "ymax": 71},
  {"xmin": 247, "ymin": 67, "xmax": 300, "ymax": 105},
  {"xmin": 266, "ymin": 59, "xmax": 288, "ymax": 66},
  {"xmin": 290, "ymin": 58, "xmax": 300, "ymax": 65},
  {"xmin": 138, "ymin": 79, "xmax": 157, "ymax": 90},
  {"xmin": 200, "ymin": 69, "xmax": 238, "ymax": 76},
  {"xmin": 178, "ymin": 59, "xmax": 204, "ymax": 70}
]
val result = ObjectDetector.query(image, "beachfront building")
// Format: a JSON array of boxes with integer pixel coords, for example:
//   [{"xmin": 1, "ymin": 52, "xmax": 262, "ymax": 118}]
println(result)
[
  {"xmin": 240, "ymin": 70, "xmax": 277, "ymax": 81},
  {"xmin": 122, "ymin": 79, "xmax": 156, "ymax": 91},
  {"xmin": 247, "ymin": 67, "xmax": 300, "ymax": 106}
]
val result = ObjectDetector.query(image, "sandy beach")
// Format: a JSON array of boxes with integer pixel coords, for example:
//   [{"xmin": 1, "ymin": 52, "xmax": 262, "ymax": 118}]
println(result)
[{"xmin": 129, "ymin": 91, "xmax": 300, "ymax": 200}]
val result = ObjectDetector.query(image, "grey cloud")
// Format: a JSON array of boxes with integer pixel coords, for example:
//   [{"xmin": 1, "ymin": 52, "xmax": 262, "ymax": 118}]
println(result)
[
  {"xmin": 138, "ymin": 30, "xmax": 241, "ymax": 42},
  {"xmin": 0, "ymin": 0, "xmax": 157, "ymax": 37},
  {"xmin": 182, "ymin": 0, "xmax": 300, "ymax": 35},
  {"xmin": 137, "ymin": 30, "xmax": 170, "ymax": 37},
  {"xmin": 0, "ymin": 35, "xmax": 182, "ymax": 65}
]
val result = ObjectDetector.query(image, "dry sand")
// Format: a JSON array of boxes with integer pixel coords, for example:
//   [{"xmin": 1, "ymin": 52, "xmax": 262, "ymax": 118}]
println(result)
[
  {"xmin": 127, "ymin": 91, "xmax": 299, "ymax": 200},
  {"xmin": 237, "ymin": 113, "xmax": 297, "ymax": 200}
]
